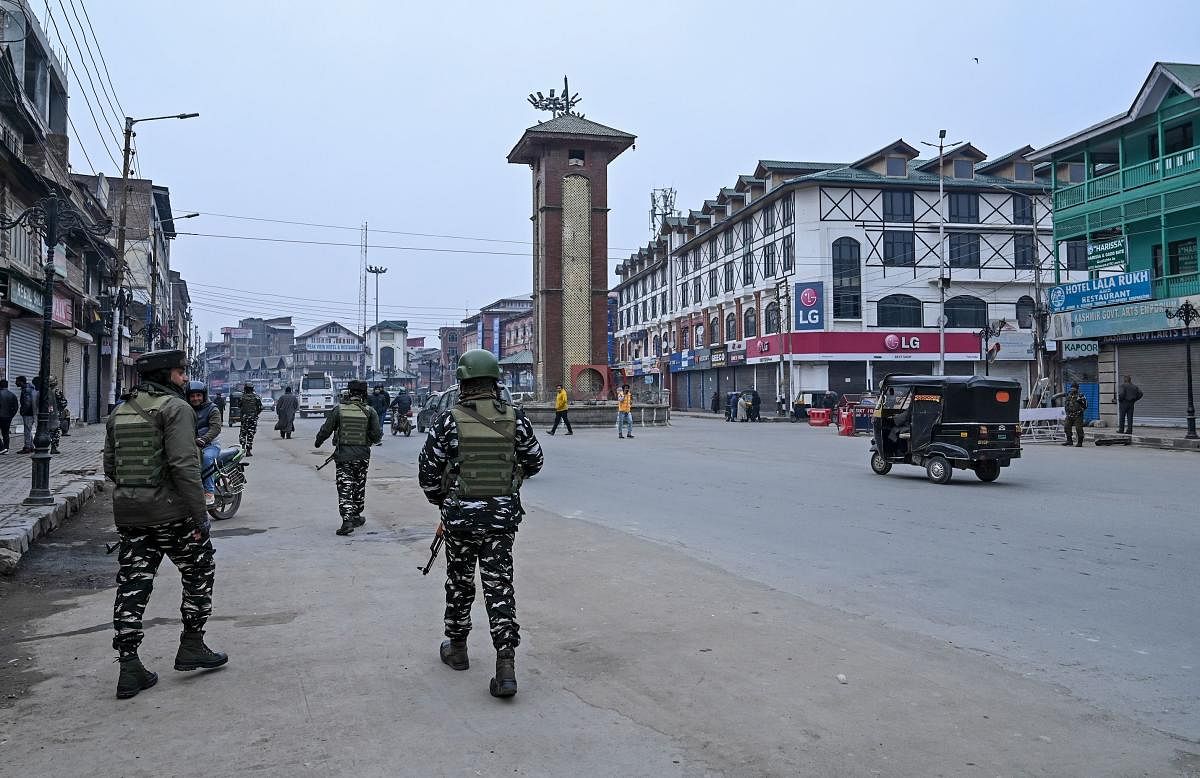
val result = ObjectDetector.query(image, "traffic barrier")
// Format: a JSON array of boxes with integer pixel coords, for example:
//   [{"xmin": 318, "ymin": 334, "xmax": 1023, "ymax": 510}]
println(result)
[{"xmin": 808, "ymin": 408, "xmax": 831, "ymax": 427}]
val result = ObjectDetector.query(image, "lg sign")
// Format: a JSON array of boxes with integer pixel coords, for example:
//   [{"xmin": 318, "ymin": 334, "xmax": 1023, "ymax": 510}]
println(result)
[
  {"xmin": 794, "ymin": 282, "xmax": 824, "ymax": 331},
  {"xmin": 884, "ymin": 334, "xmax": 922, "ymax": 351}
]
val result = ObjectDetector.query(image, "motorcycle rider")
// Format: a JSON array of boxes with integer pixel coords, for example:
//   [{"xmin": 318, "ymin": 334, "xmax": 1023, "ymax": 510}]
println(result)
[
  {"xmin": 187, "ymin": 381, "xmax": 222, "ymax": 507},
  {"xmin": 389, "ymin": 388, "xmax": 413, "ymax": 433}
]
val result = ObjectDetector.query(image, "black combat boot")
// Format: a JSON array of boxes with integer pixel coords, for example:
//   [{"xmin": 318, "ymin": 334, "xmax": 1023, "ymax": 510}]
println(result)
[
  {"xmin": 174, "ymin": 631, "xmax": 228, "ymax": 671},
  {"xmin": 116, "ymin": 654, "xmax": 158, "ymax": 699},
  {"xmin": 351, "ymin": 515, "xmax": 366, "ymax": 528},
  {"xmin": 336, "ymin": 519, "xmax": 355, "ymax": 536},
  {"xmin": 440, "ymin": 639, "xmax": 469, "ymax": 670},
  {"xmin": 489, "ymin": 648, "xmax": 517, "ymax": 698}
]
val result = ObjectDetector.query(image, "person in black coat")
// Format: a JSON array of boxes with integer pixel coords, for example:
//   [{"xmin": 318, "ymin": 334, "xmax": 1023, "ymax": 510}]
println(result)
[{"xmin": 710, "ymin": 391, "xmax": 720, "ymax": 414}]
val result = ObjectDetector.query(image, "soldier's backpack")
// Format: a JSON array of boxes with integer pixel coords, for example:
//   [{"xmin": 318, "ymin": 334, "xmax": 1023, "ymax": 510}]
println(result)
[
  {"xmin": 112, "ymin": 392, "xmax": 172, "ymax": 487},
  {"xmin": 338, "ymin": 402, "xmax": 370, "ymax": 446},
  {"xmin": 449, "ymin": 401, "xmax": 518, "ymax": 499}
]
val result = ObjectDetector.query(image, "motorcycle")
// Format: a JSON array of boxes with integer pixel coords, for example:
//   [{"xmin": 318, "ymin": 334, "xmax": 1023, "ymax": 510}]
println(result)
[
  {"xmin": 391, "ymin": 409, "xmax": 413, "ymax": 437},
  {"xmin": 204, "ymin": 446, "xmax": 249, "ymax": 520}
]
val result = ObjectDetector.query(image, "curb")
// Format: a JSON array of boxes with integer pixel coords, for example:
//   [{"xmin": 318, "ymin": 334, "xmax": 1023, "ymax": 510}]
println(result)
[
  {"xmin": 0, "ymin": 475, "xmax": 106, "ymax": 575},
  {"xmin": 1083, "ymin": 430, "xmax": 1200, "ymax": 451}
]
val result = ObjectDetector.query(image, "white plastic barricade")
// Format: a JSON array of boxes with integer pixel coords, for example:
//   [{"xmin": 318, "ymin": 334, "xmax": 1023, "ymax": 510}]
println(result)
[{"xmin": 1020, "ymin": 407, "xmax": 1065, "ymax": 443}]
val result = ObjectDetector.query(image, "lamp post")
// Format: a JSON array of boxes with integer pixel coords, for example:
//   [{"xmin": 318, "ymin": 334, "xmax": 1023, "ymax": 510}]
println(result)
[
  {"xmin": 1165, "ymin": 300, "xmax": 1198, "ymax": 439},
  {"xmin": 112, "ymin": 112, "xmax": 199, "ymax": 409},
  {"xmin": 977, "ymin": 318, "xmax": 1008, "ymax": 377},
  {"xmin": 921, "ymin": 130, "xmax": 963, "ymax": 375},
  {"xmin": 0, "ymin": 194, "xmax": 111, "ymax": 504}
]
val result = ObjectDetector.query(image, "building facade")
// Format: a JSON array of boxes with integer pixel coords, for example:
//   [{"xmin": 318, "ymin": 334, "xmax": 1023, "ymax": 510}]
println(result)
[
  {"xmin": 365, "ymin": 319, "xmax": 409, "ymax": 382},
  {"xmin": 1034, "ymin": 62, "xmax": 1200, "ymax": 427},
  {"xmin": 499, "ymin": 310, "xmax": 533, "ymax": 391},
  {"xmin": 292, "ymin": 321, "xmax": 362, "ymax": 383},
  {"xmin": 460, "ymin": 296, "xmax": 533, "ymax": 357},
  {"xmin": 437, "ymin": 325, "xmax": 464, "ymax": 392},
  {"xmin": 615, "ymin": 142, "xmax": 1084, "ymax": 409}
]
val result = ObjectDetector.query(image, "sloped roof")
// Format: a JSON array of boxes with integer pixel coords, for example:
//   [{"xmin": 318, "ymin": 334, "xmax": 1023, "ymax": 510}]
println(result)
[
  {"xmin": 976, "ymin": 145, "xmax": 1036, "ymax": 174},
  {"xmin": 915, "ymin": 142, "xmax": 987, "ymax": 172},
  {"xmin": 296, "ymin": 321, "xmax": 362, "ymax": 340},
  {"xmin": 850, "ymin": 139, "xmax": 920, "ymax": 169},
  {"xmin": 753, "ymin": 160, "xmax": 843, "ymax": 177},
  {"xmin": 498, "ymin": 349, "xmax": 533, "ymax": 366},
  {"xmin": 507, "ymin": 114, "xmax": 636, "ymax": 164}
]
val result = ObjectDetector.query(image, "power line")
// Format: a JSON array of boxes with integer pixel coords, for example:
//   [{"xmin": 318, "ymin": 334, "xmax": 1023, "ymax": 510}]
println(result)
[
  {"xmin": 43, "ymin": 8, "xmax": 123, "ymax": 166},
  {"xmin": 66, "ymin": 114, "xmax": 96, "ymax": 174},
  {"xmin": 63, "ymin": 0, "xmax": 122, "ymax": 125},
  {"xmin": 185, "ymin": 281, "xmax": 471, "ymax": 312},
  {"xmin": 74, "ymin": 0, "xmax": 125, "ymax": 117}
]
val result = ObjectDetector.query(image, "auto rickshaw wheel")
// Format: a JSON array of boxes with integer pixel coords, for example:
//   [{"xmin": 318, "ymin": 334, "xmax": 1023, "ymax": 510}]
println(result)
[
  {"xmin": 870, "ymin": 452, "xmax": 892, "ymax": 475},
  {"xmin": 974, "ymin": 460, "xmax": 1001, "ymax": 482},
  {"xmin": 925, "ymin": 454, "xmax": 952, "ymax": 484}
]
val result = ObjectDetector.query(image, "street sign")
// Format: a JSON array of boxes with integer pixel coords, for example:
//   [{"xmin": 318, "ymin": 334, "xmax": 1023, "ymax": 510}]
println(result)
[
  {"xmin": 1087, "ymin": 237, "xmax": 1127, "ymax": 269},
  {"xmin": 1047, "ymin": 270, "xmax": 1152, "ymax": 312}
]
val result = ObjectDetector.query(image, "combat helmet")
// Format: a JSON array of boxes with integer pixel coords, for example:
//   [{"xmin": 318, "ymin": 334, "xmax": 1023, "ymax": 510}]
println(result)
[{"xmin": 456, "ymin": 349, "xmax": 501, "ymax": 381}]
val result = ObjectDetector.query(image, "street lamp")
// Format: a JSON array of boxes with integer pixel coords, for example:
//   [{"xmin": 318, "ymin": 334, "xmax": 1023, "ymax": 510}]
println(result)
[
  {"xmin": 366, "ymin": 265, "xmax": 387, "ymax": 381},
  {"xmin": 921, "ymin": 130, "xmax": 963, "ymax": 375},
  {"xmin": 0, "ymin": 194, "xmax": 111, "ymax": 504},
  {"xmin": 112, "ymin": 112, "xmax": 199, "ymax": 408},
  {"xmin": 977, "ymin": 318, "xmax": 1008, "ymax": 377},
  {"xmin": 1165, "ymin": 300, "xmax": 1198, "ymax": 439}
]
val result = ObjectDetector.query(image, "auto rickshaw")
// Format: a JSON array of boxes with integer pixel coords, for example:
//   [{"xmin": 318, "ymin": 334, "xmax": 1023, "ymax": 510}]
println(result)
[{"xmin": 869, "ymin": 375, "xmax": 1021, "ymax": 484}]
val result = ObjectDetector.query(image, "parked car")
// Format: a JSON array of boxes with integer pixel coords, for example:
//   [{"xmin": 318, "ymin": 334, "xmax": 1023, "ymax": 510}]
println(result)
[
  {"xmin": 261, "ymin": 396, "xmax": 276, "ymax": 413},
  {"xmin": 416, "ymin": 384, "xmax": 516, "ymax": 434}
]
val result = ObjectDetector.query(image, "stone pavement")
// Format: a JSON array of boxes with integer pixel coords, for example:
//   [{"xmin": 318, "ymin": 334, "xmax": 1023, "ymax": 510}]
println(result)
[
  {"xmin": 0, "ymin": 423, "xmax": 106, "ymax": 574},
  {"xmin": 1083, "ymin": 424, "xmax": 1200, "ymax": 450}
]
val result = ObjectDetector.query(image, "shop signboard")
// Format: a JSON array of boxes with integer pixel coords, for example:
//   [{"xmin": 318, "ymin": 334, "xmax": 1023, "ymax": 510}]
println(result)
[
  {"xmin": 222, "ymin": 327, "xmax": 253, "ymax": 339},
  {"xmin": 7, "ymin": 275, "xmax": 43, "ymax": 314},
  {"xmin": 1049, "ymin": 295, "xmax": 1198, "ymax": 339},
  {"xmin": 1086, "ymin": 237, "xmax": 1127, "ymax": 269},
  {"xmin": 1047, "ymin": 270, "xmax": 1151, "ymax": 312},
  {"xmin": 1061, "ymin": 340, "xmax": 1099, "ymax": 359},
  {"xmin": 52, "ymin": 294, "xmax": 72, "ymax": 326},
  {"xmin": 709, "ymin": 346, "xmax": 727, "ymax": 367},
  {"xmin": 793, "ymin": 281, "xmax": 824, "ymax": 331},
  {"xmin": 727, "ymin": 348, "xmax": 746, "ymax": 365}
]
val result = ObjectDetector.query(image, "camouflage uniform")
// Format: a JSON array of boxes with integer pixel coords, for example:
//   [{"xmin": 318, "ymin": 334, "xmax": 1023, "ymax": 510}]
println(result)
[
  {"xmin": 315, "ymin": 396, "xmax": 382, "ymax": 532},
  {"xmin": 334, "ymin": 459, "xmax": 370, "ymax": 519},
  {"xmin": 418, "ymin": 403, "xmax": 543, "ymax": 650},
  {"xmin": 1063, "ymin": 389, "xmax": 1087, "ymax": 447},
  {"xmin": 113, "ymin": 518, "xmax": 215, "ymax": 655},
  {"xmin": 238, "ymin": 390, "xmax": 263, "ymax": 454}
]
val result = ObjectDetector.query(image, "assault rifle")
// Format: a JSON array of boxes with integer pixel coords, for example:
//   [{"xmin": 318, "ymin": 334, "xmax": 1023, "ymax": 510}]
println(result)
[
  {"xmin": 420, "ymin": 526, "xmax": 444, "ymax": 575},
  {"xmin": 315, "ymin": 452, "xmax": 336, "ymax": 471}
]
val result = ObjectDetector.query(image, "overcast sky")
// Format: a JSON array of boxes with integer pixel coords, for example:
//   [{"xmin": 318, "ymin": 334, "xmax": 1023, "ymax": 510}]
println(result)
[{"xmin": 47, "ymin": 0, "xmax": 1200, "ymax": 343}]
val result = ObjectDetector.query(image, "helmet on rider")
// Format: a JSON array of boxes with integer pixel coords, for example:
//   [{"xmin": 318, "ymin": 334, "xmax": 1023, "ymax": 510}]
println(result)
[{"xmin": 186, "ymin": 380, "xmax": 208, "ymax": 408}]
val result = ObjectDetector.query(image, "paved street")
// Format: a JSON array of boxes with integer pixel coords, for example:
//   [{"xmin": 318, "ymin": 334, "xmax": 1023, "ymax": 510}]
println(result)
[{"xmin": 2, "ymin": 417, "xmax": 1194, "ymax": 775}]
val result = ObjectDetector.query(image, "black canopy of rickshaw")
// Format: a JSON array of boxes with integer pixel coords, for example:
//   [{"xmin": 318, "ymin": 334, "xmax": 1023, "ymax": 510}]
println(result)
[{"xmin": 877, "ymin": 375, "xmax": 1021, "ymax": 391}]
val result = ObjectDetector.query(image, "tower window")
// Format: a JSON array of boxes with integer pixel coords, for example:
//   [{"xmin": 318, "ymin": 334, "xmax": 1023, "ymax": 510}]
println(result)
[{"xmin": 568, "ymin": 149, "xmax": 585, "ymax": 165}]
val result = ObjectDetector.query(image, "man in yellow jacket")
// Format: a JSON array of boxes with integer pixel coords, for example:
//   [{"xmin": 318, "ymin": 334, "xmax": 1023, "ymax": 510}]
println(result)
[
  {"xmin": 548, "ymin": 383, "xmax": 573, "ymax": 435},
  {"xmin": 617, "ymin": 383, "xmax": 635, "ymax": 438}
]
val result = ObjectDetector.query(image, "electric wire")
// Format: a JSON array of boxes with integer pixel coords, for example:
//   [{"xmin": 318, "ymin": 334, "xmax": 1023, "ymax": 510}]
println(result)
[{"xmin": 73, "ymin": 0, "xmax": 125, "ymax": 117}]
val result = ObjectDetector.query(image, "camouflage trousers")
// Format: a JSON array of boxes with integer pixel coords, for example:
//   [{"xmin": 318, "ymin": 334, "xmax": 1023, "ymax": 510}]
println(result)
[
  {"xmin": 335, "ymin": 459, "xmax": 369, "ymax": 520},
  {"xmin": 239, "ymin": 416, "xmax": 258, "ymax": 453},
  {"xmin": 444, "ymin": 529, "xmax": 518, "ymax": 650},
  {"xmin": 113, "ymin": 518, "xmax": 215, "ymax": 657},
  {"xmin": 50, "ymin": 424, "xmax": 60, "ymax": 451},
  {"xmin": 1064, "ymin": 414, "xmax": 1085, "ymax": 444}
]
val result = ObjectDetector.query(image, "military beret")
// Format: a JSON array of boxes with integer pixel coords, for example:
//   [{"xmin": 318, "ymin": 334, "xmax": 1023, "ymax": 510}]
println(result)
[
  {"xmin": 347, "ymin": 380, "xmax": 368, "ymax": 395},
  {"xmin": 135, "ymin": 349, "xmax": 187, "ymax": 375}
]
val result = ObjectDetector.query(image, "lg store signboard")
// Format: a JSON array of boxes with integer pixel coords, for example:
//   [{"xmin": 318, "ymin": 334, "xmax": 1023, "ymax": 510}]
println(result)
[{"xmin": 794, "ymin": 282, "xmax": 824, "ymax": 331}]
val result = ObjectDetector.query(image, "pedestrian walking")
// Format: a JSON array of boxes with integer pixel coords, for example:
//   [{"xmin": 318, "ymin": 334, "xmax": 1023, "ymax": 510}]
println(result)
[
  {"xmin": 0, "ymin": 379, "xmax": 17, "ymax": 453},
  {"xmin": 750, "ymin": 389, "xmax": 762, "ymax": 422},
  {"xmin": 15, "ymin": 375, "xmax": 35, "ymax": 452},
  {"xmin": 726, "ymin": 390, "xmax": 737, "ymax": 422},
  {"xmin": 1117, "ymin": 375, "xmax": 1143, "ymax": 435},
  {"xmin": 548, "ymin": 383, "xmax": 573, "ymax": 435},
  {"xmin": 418, "ymin": 349, "xmax": 544, "ymax": 698},
  {"xmin": 187, "ymin": 381, "xmax": 222, "ymax": 507},
  {"xmin": 369, "ymin": 387, "xmax": 390, "ymax": 445},
  {"xmin": 617, "ymin": 383, "xmax": 634, "ymax": 438},
  {"xmin": 237, "ymin": 384, "xmax": 263, "ymax": 456},
  {"xmin": 104, "ymin": 349, "xmax": 227, "ymax": 700},
  {"xmin": 275, "ymin": 386, "xmax": 298, "ymax": 439},
  {"xmin": 315, "ymin": 380, "xmax": 382, "ymax": 536},
  {"xmin": 213, "ymin": 392, "xmax": 226, "ymax": 422},
  {"xmin": 710, "ymin": 391, "xmax": 720, "ymax": 414},
  {"xmin": 1062, "ymin": 382, "xmax": 1087, "ymax": 447}
]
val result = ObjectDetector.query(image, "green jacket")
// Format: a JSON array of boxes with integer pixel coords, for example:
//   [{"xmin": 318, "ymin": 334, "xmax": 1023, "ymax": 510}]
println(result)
[
  {"xmin": 104, "ymin": 380, "xmax": 207, "ymax": 528},
  {"xmin": 240, "ymin": 391, "xmax": 263, "ymax": 418},
  {"xmin": 315, "ymin": 400, "xmax": 382, "ymax": 462}
]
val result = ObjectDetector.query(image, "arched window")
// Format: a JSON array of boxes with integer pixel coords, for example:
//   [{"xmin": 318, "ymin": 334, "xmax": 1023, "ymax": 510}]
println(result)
[
  {"xmin": 653, "ymin": 334, "xmax": 661, "ymax": 355},
  {"xmin": 764, "ymin": 302, "xmax": 781, "ymax": 334},
  {"xmin": 945, "ymin": 295, "xmax": 988, "ymax": 329},
  {"xmin": 709, "ymin": 317, "xmax": 719, "ymax": 344},
  {"xmin": 877, "ymin": 294, "xmax": 923, "ymax": 327},
  {"xmin": 832, "ymin": 237, "xmax": 862, "ymax": 319},
  {"xmin": 695, "ymin": 324, "xmax": 705, "ymax": 345},
  {"xmin": 1016, "ymin": 296, "xmax": 1035, "ymax": 329},
  {"xmin": 743, "ymin": 307, "xmax": 758, "ymax": 338},
  {"xmin": 725, "ymin": 312, "xmax": 737, "ymax": 341},
  {"xmin": 380, "ymin": 346, "xmax": 395, "ymax": 369}
]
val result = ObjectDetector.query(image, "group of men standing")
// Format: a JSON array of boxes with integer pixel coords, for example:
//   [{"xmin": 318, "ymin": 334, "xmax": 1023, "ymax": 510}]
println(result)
[{"xmin": 0, "ymin": 375, "xmax": 71, "ymax": 455}]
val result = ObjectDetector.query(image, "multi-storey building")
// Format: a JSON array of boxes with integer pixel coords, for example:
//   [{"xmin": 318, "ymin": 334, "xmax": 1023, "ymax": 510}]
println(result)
[
  {"xmin": 365, "ymin": 319, "xmax": 409, "ymax": 382},
  {"xmin": 437, "ymin": 325, "xmax": 464, "ymax": 392},
  {"xmin": 614, "ymin": 142, "xmax": 1083, "ymax": 409},
  {"xmin": 292, "ymin": 321, "xmax": 362, "ymax": 383},
  {"xmin": 460, "ymin": 295, "xmax": 533, "ymax": 354},
  {"xmin": 499, "ymin": 309, "xmax": 533, "ymax": 391},
  {"xmin": 1033, "ymin": 61, "xmax": 1200, "ymax": 427}
]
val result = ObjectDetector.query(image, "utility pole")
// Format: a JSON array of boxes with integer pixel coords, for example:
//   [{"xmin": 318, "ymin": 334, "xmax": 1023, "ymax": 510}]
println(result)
[
  {"xmin": 359, "ymin": 222, "xmax": 368, "ymax": 379},
  {"xmin": 366, "ymin": 264, "xmax": 387, "ymax": 381},
  {"xmin": 922, "ymin": 130, "xmax": 963, "ymax": 376}
]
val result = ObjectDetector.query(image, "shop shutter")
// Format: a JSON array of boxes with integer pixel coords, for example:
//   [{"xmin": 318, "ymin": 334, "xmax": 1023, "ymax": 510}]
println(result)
[
  {"xmin": 828, "ymin": 361, "xmax": 867, "ymax": 395},
  {"xmin": 7, "ymin": 318, "xmax": 41, "ymax": 380},
  {"xmin": 733, "ymin": 365, "xmax": 756, "ymax": 392},
  {"xmin": 871, "ymin": 360, "xmax": 935, "ymax": 388},
  {"xmin": 754, "ymin": 363, "xmax": 779, "ymax": 398},
  {"xmin": 718, "ymin": 367, "xmax": 735, "ymax": 396},
  {"xmin": 943, "ymin": 361, "xmax": 976, "ymax": 376},
  {"xmin": 984, "ymin": 361, "xmax": 1030, "ymax": 394},
  {"xmin": 687, "ymin": 371, "xmax": 703, "ymax": 410},
  {"xmin": 1117, "ymin": 341, "xmax": 1199, "ymax": 426},
  {"xmin": 64, "ymin": 341, "xmax": 83, "ymax": 419}
]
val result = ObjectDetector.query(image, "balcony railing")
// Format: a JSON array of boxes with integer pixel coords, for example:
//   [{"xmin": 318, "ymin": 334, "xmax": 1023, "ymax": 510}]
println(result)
[
  {"xmin": 1153, "ymin": 271, "xmax": 1200, "ymax": 300},
  {"xmin": 1053, "ymin": 143, "xmax": 1200, "ymax": 210}
]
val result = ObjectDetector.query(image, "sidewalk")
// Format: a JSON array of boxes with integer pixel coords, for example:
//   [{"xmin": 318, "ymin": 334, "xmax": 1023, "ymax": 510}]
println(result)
[
  {"xmin": 1084, "ymin": 424, "xmax": 1200, "ymax": 451},
  {"xmin": 673, "ymin": 409, "xmax": 795, "ymax": 423},
  {"xmin": 0, "ymin": 423, "xmax": 106, "ymax": 574}
]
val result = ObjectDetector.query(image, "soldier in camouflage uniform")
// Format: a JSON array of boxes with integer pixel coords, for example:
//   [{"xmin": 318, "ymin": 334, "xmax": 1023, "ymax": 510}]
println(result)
[
  {"xmin": 419, "ymin": 349, "xmax": 543, "ymax": 698},
  {"xmin": 238, "ymin": 384, "xmax": 263, "ymax": 456},
  {"xmin": 1062, "ymin": 382, "xmax": 1087, "ymax": 447},
  {"xmin": 103, "ymin": 349, "xmax": 228, "ymax": 700},
  {"xmin": 315, "ymin": 380, "xmax": 382, "ymax": 536}
]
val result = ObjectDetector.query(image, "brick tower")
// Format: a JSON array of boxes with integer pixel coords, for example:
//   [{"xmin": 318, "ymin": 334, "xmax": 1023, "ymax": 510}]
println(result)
[{"xmin": 508, "ymin": 113, "xmax": 635, "ymax": 396}]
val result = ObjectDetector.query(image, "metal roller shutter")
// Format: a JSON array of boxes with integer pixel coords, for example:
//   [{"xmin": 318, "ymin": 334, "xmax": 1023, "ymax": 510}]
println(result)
[
  {"xmin": 1117, "ymin": 341, "xmax": 1199, "ymax": 426},
  {"xmin": 871, "ymin": 360, "xmax": 935, "ymax": 388},
  {"xmin": 828, "ymin": 361, "xmax": 867, "ymax": 394},
  {"xmin": 754, "ymin": 363, "xmax": 778, "ymax": 397},
  {"xmin": 7, "ymin": 318, "xmax": 40, "ymax": 380},
  {"xmin": 984, "ymin": 361, "xmax": 1030, "ymax": 394},
  {"xmin": 687, "ymin": 371, "xmax": 704, "ymax": 410},
  {"xmin": 944, "ymin": 361, "xmax": 977, "ymax": 376},
  {"xmin": 733, "ymin": 365, "xmax": 756, "ymax": 392},
  {"xmin": 64, "ymin": 341, "xmax": 83, "ymax": 420},
  {"xmin": 718, "ymin": 367, "xmax": 734, "ymax": 396}
]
